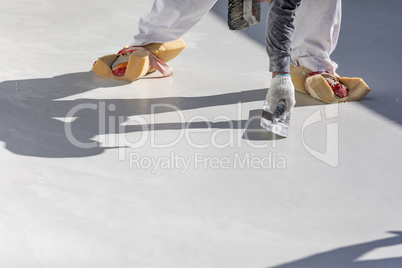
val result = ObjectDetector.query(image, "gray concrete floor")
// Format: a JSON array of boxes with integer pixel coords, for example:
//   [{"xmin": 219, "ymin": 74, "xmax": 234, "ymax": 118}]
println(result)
[{"xmin": 0, "ymin": 0, "xmax": 401, "ymax": 267}]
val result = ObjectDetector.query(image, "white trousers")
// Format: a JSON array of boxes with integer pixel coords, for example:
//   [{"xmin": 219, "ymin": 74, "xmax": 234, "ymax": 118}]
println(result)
[
  {"xmin": 292, "ymin": 0, "xmax": 342, "ymax": 74},
  {"xmin": 130, "ymin": 0, "xmax": 341, "ymax": 73}
]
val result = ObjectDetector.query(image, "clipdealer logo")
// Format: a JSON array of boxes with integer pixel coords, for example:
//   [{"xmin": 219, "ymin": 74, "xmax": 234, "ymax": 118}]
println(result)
[
  {"xmin": 302, "ymin": 104, "xmax": 339, "ymax": 167},
  {"xmin": 129, "ymin": 152, "xmax": 286, "ymax": 174},
  {"xmin": 62, "ymin": 101, "xmax": 287, "ymax": 172},
  {"xmin": 62, "ymin": 101, "xmax": 340, "ymax": 170},
  {"xmin": 63, "ymin": 102, "xmax": 279, "ymax": 152}
]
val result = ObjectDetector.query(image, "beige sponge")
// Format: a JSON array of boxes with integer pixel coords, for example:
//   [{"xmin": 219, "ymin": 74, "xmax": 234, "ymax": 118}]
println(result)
[
  {"xmin": 92, "ymin": 38, "xmax": 186, "ymax": 82},
  {"xmin": 289, "ymin": 65, "xmax": 371, "ymax": 103},
  {"xmin": 144, "ymin": 38, "xmax": 186, "ymax": 63},
  {"xmin": 289, "ymin": 65, "xmax": 312, "ymax": 94},
  {"xmin": 304, "ymin": 75, "xmax": 371, "ymax": 103}
]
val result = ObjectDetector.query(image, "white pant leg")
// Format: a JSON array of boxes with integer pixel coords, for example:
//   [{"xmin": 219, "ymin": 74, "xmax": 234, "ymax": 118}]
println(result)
[
  {"xmin": 291, "ymin": 0, "xmax": 342, "ymax": 74},
  {"xmin": 130, "ymin": 0, "xmax": 217, "ymax": 46}
]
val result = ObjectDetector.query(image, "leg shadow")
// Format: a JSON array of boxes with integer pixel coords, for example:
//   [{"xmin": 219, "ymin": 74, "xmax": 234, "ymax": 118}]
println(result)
[{"xmin": 0, "ymin": 72, "xmax": 274, "ymax": 158}]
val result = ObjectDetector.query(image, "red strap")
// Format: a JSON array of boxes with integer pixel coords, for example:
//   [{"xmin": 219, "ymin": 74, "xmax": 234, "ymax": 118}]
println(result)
[{"xmin": 117, "ymin": 46, "xmax": 173, "ymax": 77}]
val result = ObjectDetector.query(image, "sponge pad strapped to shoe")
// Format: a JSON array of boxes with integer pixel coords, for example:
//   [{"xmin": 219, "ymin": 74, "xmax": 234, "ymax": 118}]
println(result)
[
  {"xmin": 289, "ymin": 65, "xmax": 371, "ymax": 103},
  {"xmin": 92, "ymin": 38, "xmax": 186, "ymax": 82}
]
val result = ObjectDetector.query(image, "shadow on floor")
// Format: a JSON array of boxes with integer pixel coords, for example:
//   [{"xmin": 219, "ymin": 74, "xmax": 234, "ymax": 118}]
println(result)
[
  {"xmin": 211, "ymin": 0, "xmax": 402, "ymax": 125},
  {"xmin": 268, "ymin": 231, "xmax": 402, "ymax": 268},
  {"xmin": 0, "ymin": 71, "xmax": 320, "ymax": 158}
]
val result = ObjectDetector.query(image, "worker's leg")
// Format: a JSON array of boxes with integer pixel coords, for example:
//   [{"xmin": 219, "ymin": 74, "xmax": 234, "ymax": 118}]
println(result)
[
  {"xmin": 130, "ymin": 0, "xmax": 218, "ymax": 46},
  {"xmin": 291, "ymin": 0, "xmax": 342, "ymax": 74}
]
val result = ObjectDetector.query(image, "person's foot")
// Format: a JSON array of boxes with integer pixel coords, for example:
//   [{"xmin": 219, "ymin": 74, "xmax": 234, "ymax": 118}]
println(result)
[
  {"xmin": 307, "ymin": 71, "xmax": 348, "ymax": 98},
  {"xmin": 112, "ymin": 52, "xmax": 131, "ymax": 77},
  {"xmin": 289, "ymin": 65, "xmax": 370, "ymax": 103}
]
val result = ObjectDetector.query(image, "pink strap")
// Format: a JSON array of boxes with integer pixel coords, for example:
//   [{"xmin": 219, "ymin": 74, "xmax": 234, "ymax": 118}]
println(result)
[{"xmin": 118, "ymin": 46, "xmax": 174, "ymax": 77}]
